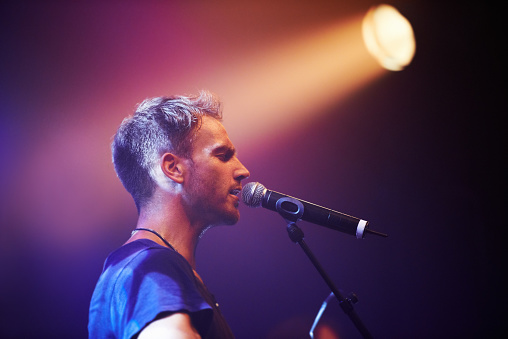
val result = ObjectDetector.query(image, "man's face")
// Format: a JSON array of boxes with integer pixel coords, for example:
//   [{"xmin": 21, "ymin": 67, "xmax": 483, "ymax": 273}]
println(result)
[{"xmin": 183, "ymin": 116, "xmax": 250, "ymax": 227}]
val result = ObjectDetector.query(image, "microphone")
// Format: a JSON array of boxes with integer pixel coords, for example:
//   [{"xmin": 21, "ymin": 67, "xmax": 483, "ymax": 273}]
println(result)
[{"xmin": 241, "ymin": 182, "xmax": 387, "ymax": 239}]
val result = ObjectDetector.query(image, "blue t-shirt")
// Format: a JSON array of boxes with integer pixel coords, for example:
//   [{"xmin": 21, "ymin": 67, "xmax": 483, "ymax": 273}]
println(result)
[{"xmin": 88, "ymin": 239, "xmax": 234, "ymax": 338}]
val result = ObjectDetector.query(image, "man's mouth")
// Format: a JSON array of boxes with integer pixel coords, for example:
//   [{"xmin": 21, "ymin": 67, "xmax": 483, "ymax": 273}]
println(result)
[{"xmin": 229, "ymin": 188, "xmax": 241, "ymax": 197}]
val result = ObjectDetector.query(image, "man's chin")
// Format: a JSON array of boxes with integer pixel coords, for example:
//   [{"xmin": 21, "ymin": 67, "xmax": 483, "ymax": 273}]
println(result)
[
  {"xmin": 223, "ymin": 212, "xmax": 240, "ymax": 225},
  {"xmin": 205, "ymin": 210, "xmax": 240, "ymax": 228},
  {"xmin": 220, "ymin": 207, "xmax": 241, "ymax": 225},
  {"xmin": 200, "ymin": 213, "xmax": 239, "ymax": 237}
]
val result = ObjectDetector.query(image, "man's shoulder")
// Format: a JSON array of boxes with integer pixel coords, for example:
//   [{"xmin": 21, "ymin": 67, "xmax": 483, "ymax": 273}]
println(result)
[
  {"xmin": 93, "ymin": 239, "xmax": 199, "ymax": 307},
  {"xmin": 104, "ymin": 239, "xmax": 189, "ymax": 275},
  {"xmin": 89, "ymin": 241, "xmax": 210, "ymax": 339}
]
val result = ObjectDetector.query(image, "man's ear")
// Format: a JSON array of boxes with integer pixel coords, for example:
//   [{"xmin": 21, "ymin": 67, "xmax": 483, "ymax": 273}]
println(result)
[{"xmin": 161, "ymin": 153, "xmax": 186, "ymax": 184}]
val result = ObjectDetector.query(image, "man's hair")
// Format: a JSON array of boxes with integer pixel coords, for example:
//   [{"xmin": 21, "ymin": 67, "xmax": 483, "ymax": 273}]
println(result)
[{"xmin": 112, "ymin": 90, "xmax": 223, "ymax": 211}]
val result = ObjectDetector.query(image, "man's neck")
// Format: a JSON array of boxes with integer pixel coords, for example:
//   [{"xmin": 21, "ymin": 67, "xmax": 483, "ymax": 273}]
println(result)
[{"xmin": 129, "ymin": 198, "xmax": 204, "ymax": 270}]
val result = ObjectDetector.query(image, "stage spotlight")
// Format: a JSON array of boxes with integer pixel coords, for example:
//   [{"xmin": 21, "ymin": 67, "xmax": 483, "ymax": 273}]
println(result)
[{"xmin": 362, "ymin": 4, "xmax": 416, "ymax": 71}]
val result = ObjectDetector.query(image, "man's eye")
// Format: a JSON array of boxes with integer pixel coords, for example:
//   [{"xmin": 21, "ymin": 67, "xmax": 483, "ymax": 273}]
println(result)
[{"xmin": 218, "ymin": 151, "xmax": 234, "ymax": 161}]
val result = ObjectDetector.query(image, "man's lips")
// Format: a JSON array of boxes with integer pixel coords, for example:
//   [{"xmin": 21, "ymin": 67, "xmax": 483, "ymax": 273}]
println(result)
[
  {"xmin": 229, "ymin": 188, "xmax": 241, "ymax": 196},
  {"xmin": 229, "ymin": 188, "xmax": 242, "ymax": 202}
]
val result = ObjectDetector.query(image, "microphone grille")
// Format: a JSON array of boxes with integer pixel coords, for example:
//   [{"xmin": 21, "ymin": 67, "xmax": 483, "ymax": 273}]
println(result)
[{"xmin": 241, "ymin": 182, "xmax": 266, "ymax": 207}]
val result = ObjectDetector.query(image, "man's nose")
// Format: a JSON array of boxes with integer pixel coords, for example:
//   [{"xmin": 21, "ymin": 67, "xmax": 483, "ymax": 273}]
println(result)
[{"xmin": 235, "ymin": 160, "xmax": 250, "ymax": 181}]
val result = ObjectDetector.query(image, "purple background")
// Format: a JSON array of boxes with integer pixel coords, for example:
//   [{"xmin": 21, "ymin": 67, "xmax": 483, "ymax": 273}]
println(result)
[{"xmin": 0, "ymin": 1, "xmax": 503, "ymax": 338}]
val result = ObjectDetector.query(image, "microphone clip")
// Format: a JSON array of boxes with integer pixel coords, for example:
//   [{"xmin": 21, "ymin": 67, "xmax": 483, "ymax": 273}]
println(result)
[
  {"xmin": 275, "ymin": 197, "xmax": 307, "ymax": 244},
  {"xmin": 275, "ymin": 196, "xmax": 305, "ymax": 224}
]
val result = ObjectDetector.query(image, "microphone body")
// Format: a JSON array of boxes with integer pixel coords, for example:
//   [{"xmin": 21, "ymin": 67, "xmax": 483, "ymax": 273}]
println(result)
[{"xmin": 242, "ymin": 182, "xmax": 371, "ymax": 239}]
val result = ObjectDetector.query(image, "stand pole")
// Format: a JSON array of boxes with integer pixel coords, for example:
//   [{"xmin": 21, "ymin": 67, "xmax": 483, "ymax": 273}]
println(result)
[{"xmin": 286, "ymin": 222, "xmax": 373, "ymax": 339}]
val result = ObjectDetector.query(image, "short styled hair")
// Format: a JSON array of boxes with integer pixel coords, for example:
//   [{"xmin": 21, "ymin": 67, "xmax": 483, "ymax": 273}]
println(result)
[{"xmin": 112, "ymin": 90, "xmax": 222, "ymax": 211}]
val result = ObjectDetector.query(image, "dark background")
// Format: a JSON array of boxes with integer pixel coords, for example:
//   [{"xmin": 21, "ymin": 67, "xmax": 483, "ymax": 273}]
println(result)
[{"xmin": 0, "ymin": 1, "xmax": 504, "ymax": 338}]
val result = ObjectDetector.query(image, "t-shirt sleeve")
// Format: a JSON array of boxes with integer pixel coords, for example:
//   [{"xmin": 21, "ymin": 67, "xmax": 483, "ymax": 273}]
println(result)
[{"xmin": 110, "ymin": 248, "xmax": 212, "ymax": 339}]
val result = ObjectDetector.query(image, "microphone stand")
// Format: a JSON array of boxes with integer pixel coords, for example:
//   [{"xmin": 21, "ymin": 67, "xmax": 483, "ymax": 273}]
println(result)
[{"xmin": 276, "ymin": 197, "xmax": 373, "ymax": 339}]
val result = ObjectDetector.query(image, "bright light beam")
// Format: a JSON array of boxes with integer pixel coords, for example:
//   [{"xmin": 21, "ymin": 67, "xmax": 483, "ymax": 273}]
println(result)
[
  {"xmin": 195, "ymin": 14, "xmax": 387, "ymax": 150},
  {"xmin": 362, "ymin": 4, "xmax": 416, "ymax": 71}
]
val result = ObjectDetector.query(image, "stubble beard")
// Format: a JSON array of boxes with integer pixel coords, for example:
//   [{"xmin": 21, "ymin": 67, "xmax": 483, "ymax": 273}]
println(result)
[{"xmin": 185, "ymin": 171, "xmax": 240, "ymax": 231}]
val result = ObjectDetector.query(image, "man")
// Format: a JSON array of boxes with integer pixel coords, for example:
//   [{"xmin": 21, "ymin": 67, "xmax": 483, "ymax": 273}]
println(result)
[{"xmin": 88, "ymin": 90, "xmax": 250, "ymax": 338}]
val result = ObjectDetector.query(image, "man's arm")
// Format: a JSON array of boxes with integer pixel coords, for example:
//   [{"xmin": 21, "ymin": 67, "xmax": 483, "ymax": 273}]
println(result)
[{"xmin": 137, "ymin": 312, "xmax": 201, "ymax": 339}]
